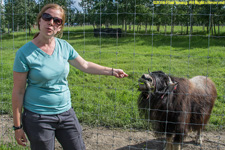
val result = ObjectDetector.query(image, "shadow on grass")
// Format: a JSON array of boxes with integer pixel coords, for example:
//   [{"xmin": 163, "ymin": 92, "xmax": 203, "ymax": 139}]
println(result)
[
  {"xmin": 116, "ymin": 138, "xmax": 165, "ymax": 150},
  {"xmin": 2, "ymin": 28, "xmax": 225, "ymax": 51},
  {"xmin": 63, "ymin": 28, "xmax": 225, "ymax": 50},
  {"xmin": 116, "ymin": 138, "xmax": 205, "ymax": 150}
]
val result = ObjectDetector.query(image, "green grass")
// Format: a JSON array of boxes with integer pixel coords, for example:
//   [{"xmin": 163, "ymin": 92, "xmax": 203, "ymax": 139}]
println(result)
[
  {"xmin": 0, "ymin": 142, "xmax": 29, "ymax": 150},
  {"xmin": 1, "ymin": 25, "xmax": 225, "ymax": 132}
]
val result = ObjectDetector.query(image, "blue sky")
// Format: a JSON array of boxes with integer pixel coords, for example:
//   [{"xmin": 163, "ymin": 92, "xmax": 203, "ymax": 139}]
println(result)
[
  {"xmin": 74, "ymin": 0, "xmax": 83, "ymax": 12},
  {"xmin": 1, "ymin": 0, "xmax": 83, "ymax": 12}
]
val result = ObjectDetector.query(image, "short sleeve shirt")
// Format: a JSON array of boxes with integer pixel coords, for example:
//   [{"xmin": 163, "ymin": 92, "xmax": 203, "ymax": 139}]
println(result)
[{"xmin": 13, "ymin": 38, "xmax": 79, "ymax": 114}]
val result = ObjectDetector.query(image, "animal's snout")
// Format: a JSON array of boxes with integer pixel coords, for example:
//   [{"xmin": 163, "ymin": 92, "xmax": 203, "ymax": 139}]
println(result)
[{"xmin": 138, "ymin": 74, "xmax": 154, "ymax": 91}]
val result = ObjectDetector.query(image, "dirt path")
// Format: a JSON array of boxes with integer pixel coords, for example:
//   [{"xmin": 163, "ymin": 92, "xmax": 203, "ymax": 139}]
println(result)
[{"xmin": 1, "ymin": 115, "xmax": 224, "ymax": 150}]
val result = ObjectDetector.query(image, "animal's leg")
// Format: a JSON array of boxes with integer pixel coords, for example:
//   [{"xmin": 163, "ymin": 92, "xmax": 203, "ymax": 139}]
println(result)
[
  {"xmin": 173, "ymin": 134, "xmax": 183, "ymax": 150},
  {"xmin": 164, "ymin": 136, "xmax": 173, "ymax": 150},
  {"xmin": 173, "ymin": 144, "xmax": 181, "ymax": 150},
  {"xmin": 195, "ymin": 129, "xmax": 203, "ymax": 145}
]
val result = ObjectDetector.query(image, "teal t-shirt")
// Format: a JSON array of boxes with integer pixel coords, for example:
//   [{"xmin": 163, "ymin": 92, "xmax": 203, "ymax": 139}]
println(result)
[{"xmin": 13, "ymin": 38, "xmax": 79, "ymax": 114}]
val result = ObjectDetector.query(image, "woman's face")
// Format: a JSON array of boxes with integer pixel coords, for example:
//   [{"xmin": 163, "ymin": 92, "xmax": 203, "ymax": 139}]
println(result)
[{"xmin": 39, "ymin": 8, "xmax": 63, "ymax": 37}]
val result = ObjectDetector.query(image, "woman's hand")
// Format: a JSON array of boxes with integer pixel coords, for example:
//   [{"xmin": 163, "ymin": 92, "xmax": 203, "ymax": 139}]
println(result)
[
  {"xmin": 112, "ymin": 69, "xmax": 128, "ymax": 78},
  {"xmin": 15, "ymin": 129, "xmax": 27, "ymax": 146}
]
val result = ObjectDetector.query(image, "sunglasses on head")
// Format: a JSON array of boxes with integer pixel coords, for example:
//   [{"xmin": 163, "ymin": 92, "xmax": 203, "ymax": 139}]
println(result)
[{"xmin": 41, "ymin": 13, "xmax": 63, "ymax": 26}]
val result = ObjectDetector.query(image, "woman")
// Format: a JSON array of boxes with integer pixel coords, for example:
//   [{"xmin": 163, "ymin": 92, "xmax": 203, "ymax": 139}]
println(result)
[{"xmin": 12, "ymin": 3, "xmax": 128, "ymax": 150}]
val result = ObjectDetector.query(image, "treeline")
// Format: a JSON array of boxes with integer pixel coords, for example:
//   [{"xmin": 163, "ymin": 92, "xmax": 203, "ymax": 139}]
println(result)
[
  {"xmin": 1, "ymin": 0, "xmax": 77, "ymax": 34},
  {"xmin": 80, "ymin": 0, "xmax": 225, "ymax": 35},
  {"xmin": 1, "ymin": 0, "xmax": 225, "ymax": 35}
]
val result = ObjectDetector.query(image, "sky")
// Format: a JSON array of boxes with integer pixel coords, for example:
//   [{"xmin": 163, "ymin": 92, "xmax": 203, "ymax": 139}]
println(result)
[
  {"xmin": 1, "ymin": 0, "xmax": 83, "ymax": 12},
  {"xmin": 74, "ymin": 0, "xmax": 83, "ymax": 12}
]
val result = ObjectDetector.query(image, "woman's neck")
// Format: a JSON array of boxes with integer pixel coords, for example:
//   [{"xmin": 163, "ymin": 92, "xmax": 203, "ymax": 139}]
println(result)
[{"xmin": 31, "ymin": 34, "xmax": 56, "ymax": 55}]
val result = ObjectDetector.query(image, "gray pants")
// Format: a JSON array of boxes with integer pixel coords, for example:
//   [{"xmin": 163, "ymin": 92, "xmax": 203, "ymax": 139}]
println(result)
[{"xmin": 22, "ymin": 108, "xmax": 86, "ymax": 150}]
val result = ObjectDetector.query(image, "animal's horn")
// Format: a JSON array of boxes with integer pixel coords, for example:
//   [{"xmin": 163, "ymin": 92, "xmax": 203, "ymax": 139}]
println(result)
[
  {"xmin": 167, "ymin": 76, "xmax": 178, "ymax": 87},
  {"xmin": 148, "ymin": 69, "xmax": 151, "ymax": 74},
  {"xmin": 168, "ymin": 76, "xmax": 173, "ymax": 84},
  {"xmin": 168, "ymin": 76, "xmax": 175, "ymax": 85}
]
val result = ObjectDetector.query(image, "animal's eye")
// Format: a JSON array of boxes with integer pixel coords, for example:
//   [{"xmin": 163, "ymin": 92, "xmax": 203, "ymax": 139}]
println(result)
[{"xmin": 147, "ymin": 78, "xmax": 152, "ymax": 82}]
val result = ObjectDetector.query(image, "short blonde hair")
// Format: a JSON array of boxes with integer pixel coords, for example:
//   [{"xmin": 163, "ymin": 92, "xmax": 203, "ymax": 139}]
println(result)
[{"xmin": 34, "ymin": 3, "xmax": 66, "ymax": 38}]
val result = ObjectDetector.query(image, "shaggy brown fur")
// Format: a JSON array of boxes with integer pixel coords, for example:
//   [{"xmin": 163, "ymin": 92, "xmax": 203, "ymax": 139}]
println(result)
[{"xmin": 138, "ymin": 71, "xmax": 217, "ymax": 150}]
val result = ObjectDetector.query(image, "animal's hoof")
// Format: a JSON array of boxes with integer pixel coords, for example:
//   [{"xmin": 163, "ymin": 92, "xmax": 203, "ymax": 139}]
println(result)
[{"xmin": 195, "ymin": 137, "xmax": 203, "ymax": 145}]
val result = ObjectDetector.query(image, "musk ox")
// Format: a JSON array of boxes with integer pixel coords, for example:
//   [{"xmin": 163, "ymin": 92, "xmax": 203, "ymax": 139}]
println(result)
[{"xmin": 138, "ymin": 71, "xmax": 217, "ymax": 150}]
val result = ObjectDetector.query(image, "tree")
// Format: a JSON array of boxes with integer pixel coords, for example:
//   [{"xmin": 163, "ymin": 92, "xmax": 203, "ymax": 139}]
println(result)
[
  {"xmin": 4, "ymin": 0, "xmax": 36, "ymax": 34},
  {"xmin": 4, "ymin": 0, "xmax": 76, "ymax": 34},
  {"xmin": 154, "ymin": 4, "xmax": 171, "ymax": 34},
  {"xmin": 0, "ymin": 1, "xmax": 6, "ymax": 33},
  {"xmin": 80, "ymin": 0, "xmax": 118, "ymax": 28}
]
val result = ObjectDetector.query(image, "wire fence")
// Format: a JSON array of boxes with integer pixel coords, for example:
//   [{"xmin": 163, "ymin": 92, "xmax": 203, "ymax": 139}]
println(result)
[{"xmin": 0, "ymin": 0, "xmax": 225, "ymax": 149}]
